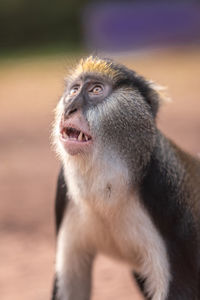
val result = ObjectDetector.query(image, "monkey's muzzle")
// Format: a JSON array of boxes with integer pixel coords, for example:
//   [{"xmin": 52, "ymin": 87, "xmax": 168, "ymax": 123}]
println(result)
[{"xmin": 59, "ymin": 112, "xmax": 92, "ymax": 155}]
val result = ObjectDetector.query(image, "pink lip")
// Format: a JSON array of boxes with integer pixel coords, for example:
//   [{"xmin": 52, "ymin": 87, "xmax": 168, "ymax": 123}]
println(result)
[{"xmin": 59, "ymin": 111, "xmax": 93, "ymax": 155}]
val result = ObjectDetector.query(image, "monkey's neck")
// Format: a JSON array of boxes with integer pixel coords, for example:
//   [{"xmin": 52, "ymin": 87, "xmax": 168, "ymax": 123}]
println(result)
[{"xmin": 63, "ymin": 149, "xmax": 131, "ymax": 210}]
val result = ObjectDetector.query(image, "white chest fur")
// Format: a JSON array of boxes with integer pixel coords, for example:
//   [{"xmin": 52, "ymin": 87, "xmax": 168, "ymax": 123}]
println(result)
[{"xmin": 59, "ymin": 152, "xmax": 171, "ymax": 300}]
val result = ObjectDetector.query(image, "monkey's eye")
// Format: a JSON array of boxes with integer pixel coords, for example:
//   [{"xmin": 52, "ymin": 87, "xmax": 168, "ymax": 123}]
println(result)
[
  {"xmin": 88, "ymin": 84, "xmax": 104, "ymax": 95},
  {"xmin": 69, "ymin": 85, "xmax": 80, "ymax": 96}
]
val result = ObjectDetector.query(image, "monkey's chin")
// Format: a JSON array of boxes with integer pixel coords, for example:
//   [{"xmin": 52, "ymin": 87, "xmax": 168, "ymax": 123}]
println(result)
[{"xmin": 59, "ymin": 135, "xmax": 92, "ymax": 156}]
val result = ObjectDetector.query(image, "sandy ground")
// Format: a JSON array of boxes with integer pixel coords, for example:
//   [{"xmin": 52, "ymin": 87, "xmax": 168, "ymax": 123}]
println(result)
[{"xmin": 0, "ymin": 46, "xmax": 200, "ymax": 300}]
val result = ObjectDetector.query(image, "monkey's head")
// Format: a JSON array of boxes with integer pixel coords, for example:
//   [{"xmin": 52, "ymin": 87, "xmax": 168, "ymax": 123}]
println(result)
[{"xmin": 53, "ymin": 56, "xmax": 163, "ymax": 181}]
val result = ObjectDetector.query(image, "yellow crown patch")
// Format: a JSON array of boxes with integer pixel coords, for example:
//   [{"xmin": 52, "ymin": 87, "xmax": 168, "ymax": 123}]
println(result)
[{"xmin": 71, "ymin": 56, "xmax": 118, "ymax": 79}]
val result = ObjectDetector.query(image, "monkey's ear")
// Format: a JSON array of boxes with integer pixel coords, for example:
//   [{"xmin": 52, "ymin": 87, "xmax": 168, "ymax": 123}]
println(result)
[
  {"xmin": 148, "ymin": 81, "xmax": 171, "ymax": 103},
  {"xmin": 146, "ymin": 80, "xmax": 171, "ymax": 117}
]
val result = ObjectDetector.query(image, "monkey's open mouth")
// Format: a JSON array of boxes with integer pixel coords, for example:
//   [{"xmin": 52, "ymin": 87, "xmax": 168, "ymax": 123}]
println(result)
[
  {"xmin": 61, "ymin": 127, "xmax": 92, "ymax": 142},
  {"xmin": 59, "ymin": 112, "xmax": 93, "ymax": 155}
]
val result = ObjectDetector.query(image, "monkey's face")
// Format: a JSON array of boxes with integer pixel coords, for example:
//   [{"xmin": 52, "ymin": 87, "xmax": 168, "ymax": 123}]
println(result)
[
  {"xmin": 58, "ymin": 75, "xmax": 112, "ymax": 156},
  {"xmin": 54, "ymin": 56, "xmax": 160, "ymax": 176}
]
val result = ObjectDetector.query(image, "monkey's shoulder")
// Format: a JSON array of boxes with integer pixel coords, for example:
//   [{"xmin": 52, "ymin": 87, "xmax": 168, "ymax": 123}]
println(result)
[
  {"xmin": 140, "ymin": 135, "xmax": 200, "ymax": 243},
  {"xmin": 145, "ymin": 133, "xmax": 200, "ymax": 197}
]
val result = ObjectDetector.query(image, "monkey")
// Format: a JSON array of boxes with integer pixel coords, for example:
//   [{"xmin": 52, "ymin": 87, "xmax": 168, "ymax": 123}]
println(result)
[{"xmin": 51, "ymin": 56, "xmax": 200, "ymax": 300}]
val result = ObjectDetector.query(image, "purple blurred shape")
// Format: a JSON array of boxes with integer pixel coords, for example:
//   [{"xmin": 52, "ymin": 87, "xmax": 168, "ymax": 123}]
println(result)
[{"xmin": 83, "ymin": 3, "xmax": 200, "ymax": 51}]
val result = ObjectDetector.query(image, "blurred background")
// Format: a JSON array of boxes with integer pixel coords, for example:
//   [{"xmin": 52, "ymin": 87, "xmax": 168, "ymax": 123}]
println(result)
[{"xmin": 0, "ymin": 1, "xmax": 200, "ymax": 299}]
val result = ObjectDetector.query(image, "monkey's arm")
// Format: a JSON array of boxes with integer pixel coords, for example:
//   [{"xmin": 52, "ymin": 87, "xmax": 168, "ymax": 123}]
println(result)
[
  {"xmin": 52, "ymin": 167, "xmax": 94, "ymax": 300},
  {"xmin": 52, "ymin": 167, "xmax": 67, "ymax": 300},
  {"xmin": 55, "ymin": 167, "xmax": 68, "ymax": 235}
]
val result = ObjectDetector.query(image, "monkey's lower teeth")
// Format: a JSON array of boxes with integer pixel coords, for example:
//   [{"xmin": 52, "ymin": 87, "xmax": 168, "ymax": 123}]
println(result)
[
  {"xmin": 62, "ymin": 129, "xmax": 90, "ymax": 142},
  {"xmin": 63, "ymin": 131, "xmax": 68, "ymax": 139},
  {"xmin": 78, "ymin": 131, "xmax": 83, "ymax": 141}
]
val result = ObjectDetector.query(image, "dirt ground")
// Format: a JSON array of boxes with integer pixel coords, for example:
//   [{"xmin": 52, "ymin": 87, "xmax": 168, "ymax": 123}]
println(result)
[{"xmin": 0, "ymin": 46, "xmax": 200, "ymax": 300}]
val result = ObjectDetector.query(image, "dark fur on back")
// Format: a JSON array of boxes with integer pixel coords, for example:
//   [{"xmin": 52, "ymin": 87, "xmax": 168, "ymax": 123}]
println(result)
[{"xmin": 140, "ymin": 132, "xmax": 200, "ymax": 299}]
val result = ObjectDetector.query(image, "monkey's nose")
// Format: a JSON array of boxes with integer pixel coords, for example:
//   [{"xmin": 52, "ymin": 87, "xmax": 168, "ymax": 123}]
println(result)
[
  {"xmin": 64, "ymin": 94, "xmax": 84, "ymax": 119},
  {"xmin": 64, "ymin": 106, "xmax": 78, "ymax": 118}
]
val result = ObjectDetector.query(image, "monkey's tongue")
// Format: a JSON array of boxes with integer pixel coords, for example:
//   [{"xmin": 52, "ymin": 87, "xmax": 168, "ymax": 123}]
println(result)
[{"xmin": 66, "ymin": 128, "xmax": 80, "ymax": 140}]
